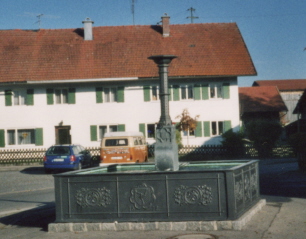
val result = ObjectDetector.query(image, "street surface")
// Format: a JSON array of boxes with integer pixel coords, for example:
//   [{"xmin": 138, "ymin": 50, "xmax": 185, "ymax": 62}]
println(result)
[{"xmin": 0, "ymin": 158, "xmax": 305, "ymax": 238}]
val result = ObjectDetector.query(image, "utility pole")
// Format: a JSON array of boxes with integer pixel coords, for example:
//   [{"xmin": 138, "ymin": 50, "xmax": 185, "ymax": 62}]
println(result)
[{"xmin": 187, "ymin": 7, "xmax": 198, "ymax": 23}]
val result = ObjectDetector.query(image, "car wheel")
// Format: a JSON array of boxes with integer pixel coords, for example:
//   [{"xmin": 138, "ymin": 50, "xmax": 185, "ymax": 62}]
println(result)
[
  {"xmin": 45, "ymin": 168, "xmax": 52, "ymax": 174},
  {"xmin": 77, "ymin": 162, "xmax": 82, "ymax": 170}
]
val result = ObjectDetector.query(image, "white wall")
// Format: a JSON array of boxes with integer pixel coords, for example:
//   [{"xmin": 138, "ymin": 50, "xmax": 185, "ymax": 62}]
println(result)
[{"xmin": 0, "ymin": 77, "xmax": 240, "ymax": 149}]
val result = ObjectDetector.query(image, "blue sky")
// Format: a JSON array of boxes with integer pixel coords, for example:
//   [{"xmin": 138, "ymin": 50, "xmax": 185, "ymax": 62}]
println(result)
[{"xmin": 1, "ymin": 0, "xmax": 306, "ymax": 87}]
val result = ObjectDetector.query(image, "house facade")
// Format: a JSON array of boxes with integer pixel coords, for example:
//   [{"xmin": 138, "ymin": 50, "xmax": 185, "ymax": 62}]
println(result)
[
  {"xmin": 252, "ymin": 79, "xmax": 306, "ymax": 125},
  {"xmin": 0, "ymin": 16, "xmax": 256, "ymax": 149},
  {"xmin": 239, "ymin": 86, "xmax": 287, "ymax": 125}
]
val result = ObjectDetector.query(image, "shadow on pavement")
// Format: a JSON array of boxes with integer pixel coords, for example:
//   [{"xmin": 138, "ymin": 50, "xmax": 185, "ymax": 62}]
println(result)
[{"xmin": 0, "ymin": 203, "xmax": 55, "ymax": 232}]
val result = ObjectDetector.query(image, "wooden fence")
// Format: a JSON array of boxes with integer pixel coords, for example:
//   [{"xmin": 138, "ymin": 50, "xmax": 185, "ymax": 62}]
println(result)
[{"xmin": 0, "ymin": 144, "xmax": 296, "ymax": 165}]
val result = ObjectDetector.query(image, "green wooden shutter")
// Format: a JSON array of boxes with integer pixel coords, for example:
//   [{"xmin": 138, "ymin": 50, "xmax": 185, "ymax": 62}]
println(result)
[
  {"xmin": 204, "ymin": 121, "xmax": 210, "ymax": 137},
  {"xmin": 5, "ymin": 90, "xmax": 12, "ymax": 106},
  {"xmin": 139, "ymin": 123, "xmax": 146, "ymax": 138},
  {"xmin": 223, "ymin": 83, "xmax": 230, "ymax": 99},
  {"xmin": 194, "ymin": 84, "xmax": 201, "ymax": 100},
  {"xmin": 46, "ymin": 89, "xmax": 54, "ymax": 105},
  {"xmin": 90, "ymin": 125, "xmax": 97, "ymax": 141},
  {"xmin": 143, "ymin": 86, "xmax": 151, "ymax": 102},
  {"xmin": 202, "ymin": 85, "xmax": 209, "ymax": 100},
  {"xmin": 173, "ymin": 85, "xmax": 180, "ymax": 101},
  {"xmin": 117, "ymin": 86, "xmax": 125, "ymax": 103},
  {"xmin": 118, "ymin": 124, "xmax": 125, "ymax": 132},
  {"xmin": 224, "ymin": 120, "xmax": 232, "ymax": 133},
  {"xmin": 26, "ymin": 89, "xmax": 34, "ymax": 106},
  {"xmin": 68, "ymin": 88, "xmax": 76, "ymax": 104},
  {"xmin": 195, "ymin": 121, "xmax": 202, "ymax": 137},
  {"xmin": 0, "ymin": 129, "xmax": 5, "ymax": 147},
  {"xmin": 35, "ymin": 128, "xmax": 43, "ymax": 146},
  {"xmin": 96, "ymin": 87, "xmax": 103, "ymax": 103}
]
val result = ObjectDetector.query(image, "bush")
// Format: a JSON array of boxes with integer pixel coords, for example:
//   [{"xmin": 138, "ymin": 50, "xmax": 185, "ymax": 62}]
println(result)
[
  {"xmin": 221, "ymin": 130, "xmax": 245, "ymax": 158},
  {"xmin": 245, "ymin": 120, "xmax": 282, "ymax": 158}
]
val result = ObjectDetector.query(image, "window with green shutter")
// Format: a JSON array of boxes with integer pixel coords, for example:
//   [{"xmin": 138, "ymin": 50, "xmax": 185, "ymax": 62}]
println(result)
[
  {"xmin": 194, "ymin": 84, "xmax": 201, "ymax": 100},
  {"xmin": 5, "ymin": 90, "xmax": 12, "ymax": 106},
  {"xmin": 68, "ymin": 88, "xmax": 76, "ymax": 104},
  {"xmin": 173, "ymin": 85, "xmax": 180, "ymax": 101},
  {"xmin": 118, "ymin": 124, "xmax": 125, "ymax": 132},
  {"xmin": 46, "ymin": 89, "xmax": 54, "ymax": 105},
  {"xmin": 26, "ymin": 89, "xmax": 34, "ymax": 106},
  {"xmin": 222, "ymin": 83, "xmax": 230, "ymax": 99},
  {"xmin": 35, "ymin": 128, "xmax": 43, "ymax": 146},
  {"xmin": 204, "ymin": 121, "xmax": 210, "ymax": 137},
  {"xmin": 139, "ymin": 123, "xmax": 146, "ymax": 137},
  {"xmin": 117, "ymin": 86, "xmax": 125, "ymax": 103},
  {"xmin": 96, "ymin": 87, "xmax": 103, "ymax": 103},
  {"xmin": 201, "ymin": 84, "xmax": 209, "ymax": 100},
  {"xmin": 0, "ymin": 129, "xmax": 5, "ymax": 147},
  {"xmin": 143, "ymin": 86, "xmax": 151, "ymax": 102},
  {"xmin": 90, "ymin": 125, "xmax": 98, "ymax": 141},
  {"xmin": 195, "ymin": 121, "xmax": 202, "ymax": 137},
  {"xmin": 224, "ymin": 120, "xmax": 232, "ymax": 133}
]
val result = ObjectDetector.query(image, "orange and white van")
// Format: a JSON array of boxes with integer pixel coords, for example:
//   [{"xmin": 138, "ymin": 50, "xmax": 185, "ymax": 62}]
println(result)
[{"xmin": 100, "ymin": 132, "xmax": 148, "ymax": 164}]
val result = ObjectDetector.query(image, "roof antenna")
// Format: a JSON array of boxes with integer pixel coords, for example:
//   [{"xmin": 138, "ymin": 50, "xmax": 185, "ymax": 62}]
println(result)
[
  {"xmin": 35, "ymin": 14, "xmax": 44, "ymax": 29},
  {"xmin": 131, "ymin": 0, "xmax": 137, "ymax": 25},
  {"xmin": 187, "ymin": 7, "xmax": 198, "ymax": 23}
]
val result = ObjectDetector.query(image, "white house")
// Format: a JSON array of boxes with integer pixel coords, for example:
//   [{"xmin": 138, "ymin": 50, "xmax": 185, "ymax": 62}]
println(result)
[{"xmin": 0, "ymin": 16, "xmax": 256, "ymax": 149}]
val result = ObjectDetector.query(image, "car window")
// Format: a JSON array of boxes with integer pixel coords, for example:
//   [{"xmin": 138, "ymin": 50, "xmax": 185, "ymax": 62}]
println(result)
[
  {"xmin": 105, "ymin": 139, "xmax": 128, "ymax": 146},
  {"xmin": 47, "ymin": 146, "xmax": 70, "ymax": 156},
  {"xmin": 73, "ymin": 146, "xmax": 81, "ymax": 154}
]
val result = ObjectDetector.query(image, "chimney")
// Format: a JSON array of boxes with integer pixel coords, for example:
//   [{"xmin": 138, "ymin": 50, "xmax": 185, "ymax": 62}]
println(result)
[
  {"xmin": 82, "ymin": 18, "xmax": 94, "ymax": 40},
  {"xmin": 161, "ymin": 14, "xmax": 170, "ymax": 37}
]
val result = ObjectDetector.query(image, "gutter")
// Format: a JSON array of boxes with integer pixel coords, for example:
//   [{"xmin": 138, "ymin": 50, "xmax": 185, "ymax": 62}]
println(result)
[{"xmin": 26, "ymin": 77, "xmax": 139, "ymax": 84}]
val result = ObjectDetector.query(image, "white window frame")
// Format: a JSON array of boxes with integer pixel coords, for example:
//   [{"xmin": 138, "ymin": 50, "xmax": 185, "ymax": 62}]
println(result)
[
  {"xmin": 146, "ymin": 123, "xmax": 156, "ymax": 138},
  {"xmin": 98, "ymin": 124, "xmax": 118, "ymax": 140},
  {"xmin": 180, "ymin": 85, "xmax": 194, "ymax": 100},
  {"xmin": 7, "ymin": 128, "xmax": 36, "ymax": 145},
  {"xmin": 151, "ymin": 86, "xmax": 159, "ymax": 101},
  {"xmin": 209, "ymin": 83, "xmax": 223, "ymax": 99},
  {"xmin": 55, "ymin": 89, "xmax": 68, "ymax": 104},
  {"xmin": 104, "ymin": 87, "xmax": 117, "ymax": 103},
  {"xmin": 13, "ymin": 90, "xmax": 26, "ymax": 106},
  {"xmin": 211, "ymin": 121, "xmax": 224, "ymax": 136}
]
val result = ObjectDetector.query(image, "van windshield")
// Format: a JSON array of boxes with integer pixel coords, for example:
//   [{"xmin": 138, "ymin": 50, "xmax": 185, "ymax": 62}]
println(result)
[{"xmin": 105, "ymin": 139, "xmax": 128, "ymax": 147}]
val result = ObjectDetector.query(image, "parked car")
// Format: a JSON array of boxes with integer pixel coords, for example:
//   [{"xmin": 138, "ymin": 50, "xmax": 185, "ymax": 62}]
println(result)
[{"xmin": 44, "ymin": 144, "xmax": 92, "ymax": 173}]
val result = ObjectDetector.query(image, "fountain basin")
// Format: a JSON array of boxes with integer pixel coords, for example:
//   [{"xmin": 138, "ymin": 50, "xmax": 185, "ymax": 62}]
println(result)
[{"xmin": 53, "ymin": 160, "xmax": 260, "ymax": 223}]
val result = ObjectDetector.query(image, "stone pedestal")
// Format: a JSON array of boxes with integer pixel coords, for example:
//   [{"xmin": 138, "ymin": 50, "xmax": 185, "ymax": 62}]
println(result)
[{"xmin": 154, "ymin": 125, "xmax": 179, "ymax": 171}]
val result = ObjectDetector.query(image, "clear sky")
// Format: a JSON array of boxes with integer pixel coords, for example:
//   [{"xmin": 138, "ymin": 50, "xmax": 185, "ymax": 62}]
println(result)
[{"xmin": 1, "ymin": 0, "xmax": 306, "ymax": 87}]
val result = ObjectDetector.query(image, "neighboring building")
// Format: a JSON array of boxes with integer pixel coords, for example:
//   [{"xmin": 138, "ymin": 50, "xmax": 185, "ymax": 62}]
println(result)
[
  {"xmin": 239, "ymin": 86, "xmax": 287, "ymax": 126},
  {"xmin": 289, "ymin": 89, "xmax": 306, "ymax": 135},
  {"xmin": 0, "ymin": 16, "xmax": 256, "ymax": 149},
  {"xmin": 252, "ymin": 79, "xmax": 306, "ymax": 125}
]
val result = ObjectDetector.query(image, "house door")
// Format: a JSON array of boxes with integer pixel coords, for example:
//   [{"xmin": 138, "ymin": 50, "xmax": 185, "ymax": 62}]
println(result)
[{"xmin": 55, "ymin": 126, "xmax": 71, "ymax": 145}]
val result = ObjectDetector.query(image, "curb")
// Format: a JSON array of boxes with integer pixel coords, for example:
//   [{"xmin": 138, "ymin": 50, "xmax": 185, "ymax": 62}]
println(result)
[{"xmin": 48, "ymin": 199, "xmax": 266, "ymax": 233}]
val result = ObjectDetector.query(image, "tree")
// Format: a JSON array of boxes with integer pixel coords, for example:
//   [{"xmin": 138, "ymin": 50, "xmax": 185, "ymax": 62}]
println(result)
[
  {"xmin": 176, "ymin": 109, "xmax": 199, "ymax": 145},
  {"xmin": 245, "ymin": 120, "xmax": 282, "ymax": 158}
]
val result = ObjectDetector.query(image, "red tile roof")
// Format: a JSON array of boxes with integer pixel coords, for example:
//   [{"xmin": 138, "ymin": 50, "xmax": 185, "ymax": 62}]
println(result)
[
  {"xmin": 239, "ymin": 86, "xmax": 287, "ymax": 113},
  {"xmin": 0, "ymin": 23, "xmax": 256, "ymax": 83},
  {"xmin": 253, "ymin": 79, "xmax": 306, "ymax": 91}
]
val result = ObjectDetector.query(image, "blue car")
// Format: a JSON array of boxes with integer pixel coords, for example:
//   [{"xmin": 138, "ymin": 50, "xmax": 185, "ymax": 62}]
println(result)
[{"xmin": 43, "ymin": 144, "xmax": 92, "ymax": 173}]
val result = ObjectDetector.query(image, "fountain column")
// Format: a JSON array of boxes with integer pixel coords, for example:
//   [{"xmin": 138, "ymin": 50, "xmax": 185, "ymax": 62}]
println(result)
[{"xmin": 148, "ymin": 55, "xmax": 179, "ymax": 171}]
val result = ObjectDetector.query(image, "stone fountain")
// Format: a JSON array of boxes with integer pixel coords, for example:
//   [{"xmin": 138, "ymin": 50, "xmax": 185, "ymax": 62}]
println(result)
[{"xmin": 52, "ymin": 55, "xmax": 260, "ymax": 224}]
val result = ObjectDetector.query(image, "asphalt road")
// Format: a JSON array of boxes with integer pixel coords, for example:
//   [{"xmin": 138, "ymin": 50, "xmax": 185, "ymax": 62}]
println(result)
[{"xmin": 0, "ymin": 158, "xmax": 305, "ymax": 238}]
